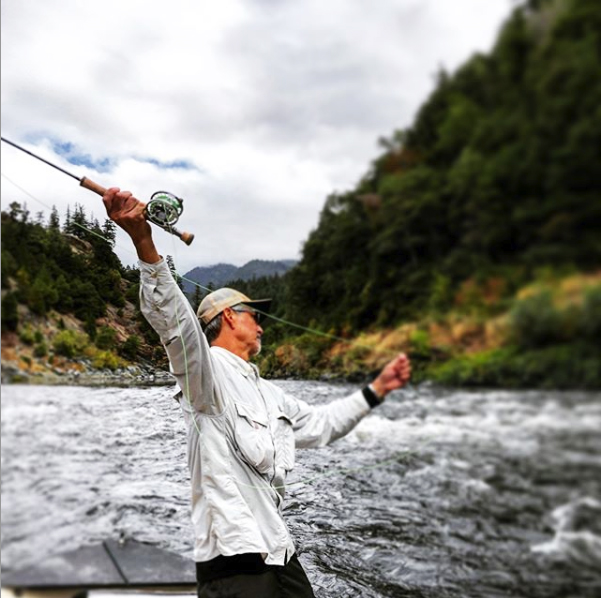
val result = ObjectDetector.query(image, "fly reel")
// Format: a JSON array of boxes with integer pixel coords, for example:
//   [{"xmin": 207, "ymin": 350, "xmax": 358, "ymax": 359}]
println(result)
[
  {"xmin": 144, "ymin": 191, "xmax": 194, "ymax": 245},
  {"xmin": 145, "ymin": 191, "xmax": 185, "ymax": 228}
]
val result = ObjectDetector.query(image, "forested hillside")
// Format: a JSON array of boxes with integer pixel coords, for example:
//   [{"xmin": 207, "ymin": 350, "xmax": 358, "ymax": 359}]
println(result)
[
  {"xmin": 285, "ymin": 0, "xmax": 600, "ymax": 330},
  {"xmin": 255, "ymin": 0, "xmax": 601, "ymax": 388},
  {"xmin": 2, "ymin": 0, "xmax": 600, "ymax": 388},
  {"xmin": 1, "ymin": 202, "xmax": 166, "ymax": 380}
]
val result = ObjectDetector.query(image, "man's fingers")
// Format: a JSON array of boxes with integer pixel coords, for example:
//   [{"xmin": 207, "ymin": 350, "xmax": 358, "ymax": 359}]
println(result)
[
  {"xmin": 103, "ymin": 187, "xmax": 146, "ymax": 219},
  {"xmin": 394, "ymin": 353, "xmax": 411, "ymax": 383}
]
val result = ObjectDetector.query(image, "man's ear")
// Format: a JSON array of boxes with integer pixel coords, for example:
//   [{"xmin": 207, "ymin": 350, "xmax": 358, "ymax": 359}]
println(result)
[{"xmin": 222, "ymin": 307, "xmax": 236, "ymax": 329}]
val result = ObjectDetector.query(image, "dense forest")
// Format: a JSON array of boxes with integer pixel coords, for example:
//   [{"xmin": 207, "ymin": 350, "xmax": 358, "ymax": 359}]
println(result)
[
  {"xmin": 1, "ymin": 202, "xmax": 164, "ymax": 371},
  {"xmin": 2, "ymin": 0, "xmax": 600, "ymax": 388},
  {"xmin": 285, "ymin": 0, "xmax": 600, "ymax": 330},
  {"xmin": 252, "ymin": 0, "xmax": 601, "ymax": 387}
]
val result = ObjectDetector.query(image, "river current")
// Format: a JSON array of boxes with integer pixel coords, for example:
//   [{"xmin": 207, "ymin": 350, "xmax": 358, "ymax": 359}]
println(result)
[{"xmin": 1, "ymin": 382, "xmax": 600, "ymax": 597}]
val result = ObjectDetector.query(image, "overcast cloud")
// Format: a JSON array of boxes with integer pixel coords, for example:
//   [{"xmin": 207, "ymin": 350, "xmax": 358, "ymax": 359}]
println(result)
[{"xmin": 1, "ymin": 0, "xmax": 514, "ymax": 274}]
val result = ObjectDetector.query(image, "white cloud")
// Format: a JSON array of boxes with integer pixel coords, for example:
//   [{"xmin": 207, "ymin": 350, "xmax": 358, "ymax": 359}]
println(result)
[{"xmin": 1, "ymin": 0, "xmax": 514, "ymax": 274}]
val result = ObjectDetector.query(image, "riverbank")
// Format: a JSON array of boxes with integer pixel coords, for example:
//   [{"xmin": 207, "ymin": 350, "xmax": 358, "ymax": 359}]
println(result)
[
  {"xmin": 1, "ymin": 343, "xmax": 174, "ymax": 387},
  {"xmin": 256, "ymin": 272, "xmax": 601, "ymax": 390},
  {"xmin": 3, "ymin": 271, "xmax": 600, "ymax": 390},
  {"xmin": 0, "ymin": 361, "xmax": 175, "ymax": 387}
]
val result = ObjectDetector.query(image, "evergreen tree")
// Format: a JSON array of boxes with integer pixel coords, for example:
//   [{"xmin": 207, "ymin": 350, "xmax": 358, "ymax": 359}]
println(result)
[
  {"xmin": 166, "ymin": 255, "xmax": 183, "ymax": 290},
  {"xmin": 49, "ymin": 206, "xmax": 61, "ymax": 231}
]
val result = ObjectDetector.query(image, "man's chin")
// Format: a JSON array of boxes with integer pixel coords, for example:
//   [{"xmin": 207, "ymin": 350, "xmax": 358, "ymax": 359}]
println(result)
[{"xmin": 250, "ymin": 341, "xmax": 262, "ymax": 357}]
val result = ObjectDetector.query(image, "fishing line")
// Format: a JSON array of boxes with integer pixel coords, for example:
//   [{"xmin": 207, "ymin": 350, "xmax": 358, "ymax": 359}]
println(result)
[
  {"xmin": 1, "ymin": 172, "xmax": 140, "ymax": 257},
  {"xmin": 163, "ymin": 221, "xmax": 415, "ymax": 494},
  {"xmin": 234, "ymin": 447, "xmax": 420, "ymax": 493},
  {"xmin": 2, "ymin": 169, "xmax": 402, "ymax": 362},
  {"xmin": 3, "ymin": 173, "xmax": 413, "ymax": 491}
]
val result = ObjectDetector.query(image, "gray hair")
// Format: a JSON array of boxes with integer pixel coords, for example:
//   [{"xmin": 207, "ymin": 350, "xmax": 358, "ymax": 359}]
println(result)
[{"xmin": 203, "ymin": 313, "xmax": 223, "ymax": 345}]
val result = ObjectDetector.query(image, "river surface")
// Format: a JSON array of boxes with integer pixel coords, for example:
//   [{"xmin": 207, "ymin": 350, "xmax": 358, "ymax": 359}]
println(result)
[{"xmin": 1, "ymin": 382, "xmax": 600, "ymax": 597}]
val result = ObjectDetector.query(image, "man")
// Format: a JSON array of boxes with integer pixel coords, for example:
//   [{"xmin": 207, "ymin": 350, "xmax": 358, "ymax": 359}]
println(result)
[{"xmin": 103, "ymin": 187, "xmax": 412, "ymax": 597}]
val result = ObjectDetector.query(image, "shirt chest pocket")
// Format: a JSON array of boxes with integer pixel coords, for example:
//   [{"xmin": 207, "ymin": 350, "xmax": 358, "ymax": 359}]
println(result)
[
  {"xmin": 274, "ymin": 413, "xmax": 295, "ymax": 472},
  {"xmin": 234, "ymin": 402, "xmax": 274, "ymax": 474}
]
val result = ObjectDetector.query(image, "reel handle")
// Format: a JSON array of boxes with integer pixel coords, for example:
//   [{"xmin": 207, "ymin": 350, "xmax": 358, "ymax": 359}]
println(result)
[
  {"xmin": 168, "ymin": 227, "xmax": 195, "ymax": 246},
  {"xmin": 79, "ymin": 177, "xmax": 195, "ymax": 245}
]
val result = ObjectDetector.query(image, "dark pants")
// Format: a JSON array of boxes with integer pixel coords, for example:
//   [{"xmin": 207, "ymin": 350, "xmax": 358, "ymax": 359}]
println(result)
[{"xmin": 196, "ymin": 553, "xmax": 315, "ymax": 598}]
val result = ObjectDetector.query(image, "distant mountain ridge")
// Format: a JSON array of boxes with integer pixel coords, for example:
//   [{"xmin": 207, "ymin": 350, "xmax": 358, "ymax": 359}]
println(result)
[{"xmin": 182, "ymin": 259, "xmax": 297, "ymax": 295}]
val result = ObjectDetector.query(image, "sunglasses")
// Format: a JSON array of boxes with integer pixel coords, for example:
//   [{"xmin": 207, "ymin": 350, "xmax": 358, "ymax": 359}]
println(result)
[{"xmin": 231, "ymin": 306, "xmax": 264, "ymax": 324}]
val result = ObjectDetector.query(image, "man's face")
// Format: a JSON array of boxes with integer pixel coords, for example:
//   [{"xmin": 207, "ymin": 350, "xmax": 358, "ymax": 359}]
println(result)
[{"xmin": 231, "ymin": 306, "xmax": 263, "ymax": 357}]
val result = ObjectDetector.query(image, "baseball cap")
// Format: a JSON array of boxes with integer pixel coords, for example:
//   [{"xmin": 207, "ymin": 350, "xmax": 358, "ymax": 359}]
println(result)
[{"xmin": 197, "ymin": 288, "xmax": 272, "ymax": 325}]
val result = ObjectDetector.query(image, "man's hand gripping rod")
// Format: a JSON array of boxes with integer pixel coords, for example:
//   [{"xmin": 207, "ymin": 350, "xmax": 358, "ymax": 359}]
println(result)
[{"xmin": 1, "ymin": 136, "xmax": 194, "ymax": 245}]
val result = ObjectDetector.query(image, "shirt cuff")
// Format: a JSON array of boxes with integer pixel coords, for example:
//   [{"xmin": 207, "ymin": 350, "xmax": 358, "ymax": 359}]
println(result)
[
  {"xmin": 362, "ymin": 384, "xmax": 384, "ymax": 408},
  {"xmin": 138, "ymin": 256, "xmax": 169, "ymax": 282}
]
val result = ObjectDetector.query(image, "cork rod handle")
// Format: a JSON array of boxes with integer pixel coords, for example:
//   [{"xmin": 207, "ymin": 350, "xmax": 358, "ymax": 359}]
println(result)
[{"xmin": 79, "ymin": 176, "xmax": 107, "ymax": 196}]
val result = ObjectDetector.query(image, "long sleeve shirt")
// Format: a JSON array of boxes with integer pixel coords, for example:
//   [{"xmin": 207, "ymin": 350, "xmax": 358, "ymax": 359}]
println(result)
[{"xmin": 139, "ymin": 258, "xmax": 373, "ymax": 565}]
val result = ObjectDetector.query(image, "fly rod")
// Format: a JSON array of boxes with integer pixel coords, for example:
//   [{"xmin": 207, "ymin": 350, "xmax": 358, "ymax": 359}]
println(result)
[{"xmin": 1, "ymin": 136, "xmax": 194, "ymax": 245}]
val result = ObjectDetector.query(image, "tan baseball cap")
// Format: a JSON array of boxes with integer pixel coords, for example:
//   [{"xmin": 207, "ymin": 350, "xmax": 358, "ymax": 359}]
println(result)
[{"xmin": 196, "ymin": 287, "xmax": 272, "ymax": 325}]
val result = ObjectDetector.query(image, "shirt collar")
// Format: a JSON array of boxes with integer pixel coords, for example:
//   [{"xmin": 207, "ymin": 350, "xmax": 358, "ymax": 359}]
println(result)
[{"xmin": 211, "ymin": 346, "xmax": 259, "ymax": 378}]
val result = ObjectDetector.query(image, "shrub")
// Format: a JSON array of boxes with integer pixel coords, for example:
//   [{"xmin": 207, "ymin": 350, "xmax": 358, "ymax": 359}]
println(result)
[
  {"xmin": 19, "ymin": 326, "xmax": 36, "ymax": 345},
  {"xmin": 92, "ymin": 350, "xmax": 121, "ymax": 370},
  {"xmin": 429, "ymin": 344, "xmax": 601, "ymax": 390},
  {"xmin": 509, "ymin": 291, "xmax": 564, "ymax": 348},
  {"xmin": 95, "ymin": 326, "xmax": 118, "ymax": 350},
  {"xmin": 409, "ymin": 329, "xmax": 431, "ymax": 360},
  {"xmin": 1, "ymin": 292, "xmax": 19, "ymax": 332},
  {"xmin": 119, "ymin": 335, "xmax": 140, "ymax": 360},
  {"xmin": 34, "ymin": 342, "xmax": 48, "ymax": 358},
  {"xmin": 52, "ymin": 330, "xmax": 89, "ymax": 358},
  {"xmin": 84, "ymin": 316, "xmax": 97, "ymax": 341},
  {"xmin": 580, "ymin": 285, "xmax": 601, "ymax": 341}
]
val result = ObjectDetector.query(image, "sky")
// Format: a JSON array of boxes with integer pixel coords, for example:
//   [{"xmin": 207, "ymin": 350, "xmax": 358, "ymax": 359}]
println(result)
[{"xmin": 1, "ymin": 0, "xmax": 516, "ymax": 274}]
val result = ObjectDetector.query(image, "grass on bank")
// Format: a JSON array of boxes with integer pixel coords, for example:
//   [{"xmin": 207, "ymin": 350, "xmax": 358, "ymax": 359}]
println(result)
[{"xmin": 257, "ymin": 271, "xmax": 601, "ymax": 389}]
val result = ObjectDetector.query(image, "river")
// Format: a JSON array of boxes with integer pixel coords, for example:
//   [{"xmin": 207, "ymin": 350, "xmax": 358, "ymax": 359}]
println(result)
[{"xmin": 1, "ymin": 382, "xmax": 600, "ymax": 597}]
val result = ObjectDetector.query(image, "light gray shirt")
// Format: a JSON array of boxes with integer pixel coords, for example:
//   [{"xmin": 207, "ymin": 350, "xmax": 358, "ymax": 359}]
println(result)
[{"xmin": 139, "ymin": 258, "xmax": 372, "ymax": 565}]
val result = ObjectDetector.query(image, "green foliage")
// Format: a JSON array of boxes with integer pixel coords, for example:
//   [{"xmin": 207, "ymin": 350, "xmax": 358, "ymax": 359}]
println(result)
[
  {"xmin": 1, "ymin": 249, "xmax": 17, "ymax": 288},
  {"xmin": 430, "ymin": 343, "xmax": 601, "ymax": 390},
  {"xmin": 409, "ymin": 329, "xmax": 431, "ymax": 360},
  {"xmin": 28, "ymin": 270, "xmax": 59, "ymax": 315},
  {"xmin": 428, "ymin": 273, "xmax": 453, "ymax": 314},
  {"xmin": 1, "ymin": 201, "xmax": 126, "ymax": 322},
  {"xmin": 579, "ymin": 285, "xmax": 601, "ymax": 340},
  {"xmin": 52, "ymin": 330, "xmax": 89, "ymax": 358},
  {"xmin": 1, "ymin": 292, "xmax": 19, "ymax": 332},
  {"xmin": 19, "ymin": 326, "xmax": 36, "ymax": 345},
  {"xmin": 33, "ymin": 342, "xmax": 48, "ymax": 358},
  {"xmin": 95, "ymin": 326, "xmax": 118, "ymax": 350},
  {"xmin": 92, "ymin": 350, "xmax": 122, "ymax": 370},
  {"xmin": 283, "ymin": 0, "xmax": 601, "ymax": 337},
  {"xmin": 119, "ymin": 335, "xmax": 140, "ymax": 360},
  {"xmin": 509, "ymin": 291, "xmax": 564, "ymax": 348},
  {"xmin": 84, "ymin": 315, "xmax": 97, "ymax": 341}
]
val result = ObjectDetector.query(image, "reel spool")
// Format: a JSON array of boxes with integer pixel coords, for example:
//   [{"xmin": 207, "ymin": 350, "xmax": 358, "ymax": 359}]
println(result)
[{"xmin": 145, "ymin": 191, "xmax": 185, "ymax": 228}]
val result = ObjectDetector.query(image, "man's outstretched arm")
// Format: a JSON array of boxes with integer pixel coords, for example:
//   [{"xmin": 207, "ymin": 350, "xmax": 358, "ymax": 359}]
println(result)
[{"xmin": 284, "ymin": 352, "xmax": 412, "ymax": 448}]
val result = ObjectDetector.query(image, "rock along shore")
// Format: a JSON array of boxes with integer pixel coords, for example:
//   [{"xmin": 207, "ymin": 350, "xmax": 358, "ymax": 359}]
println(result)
[{"xmin": 1, "ymin": 361, "xmax": 176, "ymax": 387}]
